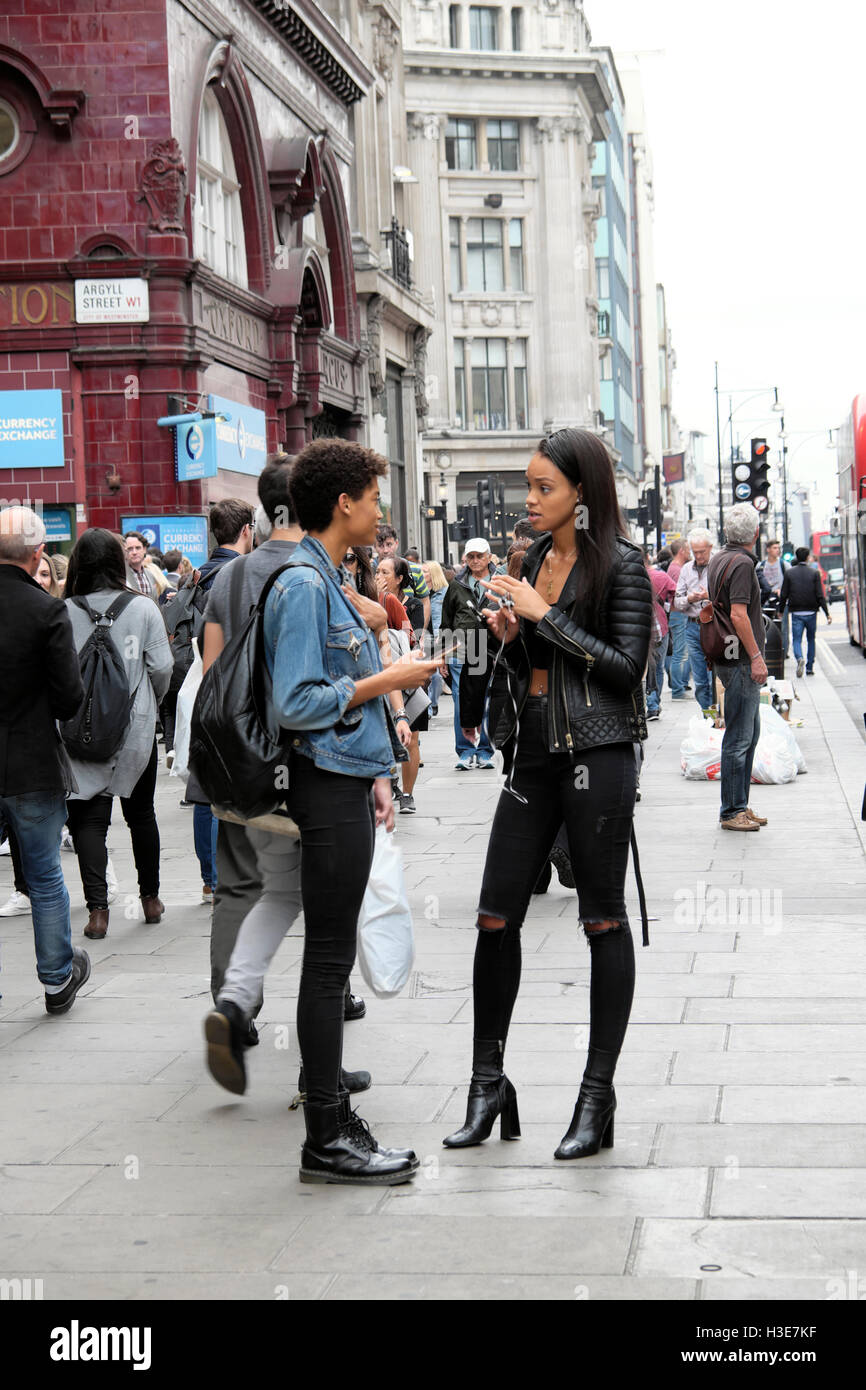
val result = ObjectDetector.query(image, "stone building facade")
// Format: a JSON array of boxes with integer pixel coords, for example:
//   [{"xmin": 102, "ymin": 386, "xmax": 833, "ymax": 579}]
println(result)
[{"xmin": 400, "ymin": 0, "xmax": 613, "ymax": 555}]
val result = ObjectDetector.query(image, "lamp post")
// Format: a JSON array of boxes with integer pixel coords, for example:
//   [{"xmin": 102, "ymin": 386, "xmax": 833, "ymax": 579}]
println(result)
[
  {"xmin": 438, "ymin": 471, "xmax": 449, "ymax": 565},
  {"xmin": 713, "ymin": 367, "xmax": 783, "ymax": 542}
]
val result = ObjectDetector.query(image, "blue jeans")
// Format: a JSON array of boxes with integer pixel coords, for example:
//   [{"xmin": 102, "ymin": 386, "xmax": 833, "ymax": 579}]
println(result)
[
  {"xmin": 449, "ymin": 660, "xmax": 493, "ymax": 761},
  {"xmin": 666, "ymin": 611, "xmax": 690, "ymax": 696},
  {"xmin": 194, "ymin": 804, "xmax": 219, "ymax": 889},
  {"xmin": 715, "ymin": 663, "xmax": 762, "ymax": 821},
  {"xmin": 0, "ymin": 790, "xmax": 72, "ymax": 987},
  {"xmin": 428, "ymin": 668, "xmax": 443, "ymax": 711},
  {"xmin": 684, "ymin": 619, "xmax": 714, "ymax": 711},
  {"xmin": 646, "ymin": 631, "xmax": 670, "ymax": 713},
  {"xmin": 791, "ymin": 613, "xmax": 817, "ymax": 672}
]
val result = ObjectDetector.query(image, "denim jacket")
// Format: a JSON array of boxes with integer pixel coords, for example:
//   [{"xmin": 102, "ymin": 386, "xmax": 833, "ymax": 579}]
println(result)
[{"xmin": 263, "ymin": 535, "xmax": 405, "ymax": 778}]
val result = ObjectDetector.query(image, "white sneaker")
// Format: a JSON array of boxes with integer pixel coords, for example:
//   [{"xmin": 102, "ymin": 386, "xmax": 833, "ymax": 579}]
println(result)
[
  {"xmin": 105, "ymin": 856, "xmax": 119, "ymax": 905},
  {"xmin": 0, "ymin": 890, "xmax": 31, "ymax": 917},
  {"xmin": 61, "ymin": 828, "xmax": 75, "ymax": 852},
  {"xmin": 0, "ymin": 839, "xmax": 10, "ymax": 856}
]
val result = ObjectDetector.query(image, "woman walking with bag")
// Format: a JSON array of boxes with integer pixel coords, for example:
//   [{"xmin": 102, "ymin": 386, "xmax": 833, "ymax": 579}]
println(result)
[
  {"xmin": 443, "ymin": 429, "xmax": 653, "ymax": 1159},
  {"xmin": 261, "ymin": 438, "xmax": 437, "ymax": 1185},
  {"xmin": 64, "ymin": 530, "xmax": 173, "ymax": 938}
]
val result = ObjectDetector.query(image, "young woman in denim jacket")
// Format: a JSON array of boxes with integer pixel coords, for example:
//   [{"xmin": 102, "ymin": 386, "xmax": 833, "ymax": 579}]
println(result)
[{"xmin": 261, "ymin": 439, "xmax": 437, "ymax": 1186}]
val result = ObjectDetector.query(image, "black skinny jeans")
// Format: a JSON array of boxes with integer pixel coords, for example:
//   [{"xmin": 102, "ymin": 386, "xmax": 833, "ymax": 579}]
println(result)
[
  {"xmin": 288, "ymin": 752, "xmax": 376, "ymax": 1108},
  {"xmin": 66, "ymin": 742, "xmax": 160, "ymax": 909},
  {"xmin": 473, "ymin": 697, "xmax": 637, "ymax": 1081}
]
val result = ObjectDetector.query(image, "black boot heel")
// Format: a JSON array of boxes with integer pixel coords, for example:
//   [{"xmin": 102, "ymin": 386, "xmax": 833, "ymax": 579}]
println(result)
[
  {"xmin": 443, "ymin": 1040, "xmax": 519, "ymax": 1148},
  {"xmin": 554, "ymin": 1085, "xmax": 616, "ymax": 1160},
  {"xmin": 500, "ymin": 1080, "xmax": 521, "ymax": 1140}
]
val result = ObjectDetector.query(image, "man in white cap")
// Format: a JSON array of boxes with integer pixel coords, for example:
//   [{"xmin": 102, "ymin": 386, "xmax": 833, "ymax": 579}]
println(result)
[{"xmin": 440, "ymin": 538, "xmax": 499, "ymax": 770}]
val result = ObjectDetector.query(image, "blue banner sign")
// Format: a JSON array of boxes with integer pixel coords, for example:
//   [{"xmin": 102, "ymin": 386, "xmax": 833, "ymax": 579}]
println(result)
[
  {"xmin": 43, "ymin": 507, "xmax": 72, "ymax": 542},
  {"xmin": 0, "ymin": 389, "xmax": 64, "ymax": 469},
  {"xmin": 174, "ymin": 417, "xmax": 217, "ymax": 482},
  {"xmin": 121, "ymin": 515, "xmax": 209, "ymax": 568},
  {"xmin": 208, "ymin": 393, "xmax": 268, "ymax": 477}
]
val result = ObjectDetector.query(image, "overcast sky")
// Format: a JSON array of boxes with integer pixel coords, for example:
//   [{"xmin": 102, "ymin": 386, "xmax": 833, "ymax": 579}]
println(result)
[{"xmin": 589, "ymin": 0, "xmax": 865, "ymax": 526}]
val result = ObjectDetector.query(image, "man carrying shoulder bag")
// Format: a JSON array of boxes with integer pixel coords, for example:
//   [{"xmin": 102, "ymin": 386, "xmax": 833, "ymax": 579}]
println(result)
[{"xmin": 703, "ymin": 503, "xmax": 768, "ymax": 833}]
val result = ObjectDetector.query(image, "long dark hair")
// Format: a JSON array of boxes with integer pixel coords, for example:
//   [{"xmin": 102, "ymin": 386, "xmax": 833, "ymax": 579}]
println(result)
[
  {"xmin": 66, "ymin": 529, "xmax": 134, "ymax": 597},
  {"xmin": 353, "ymin": 547, "xmax": 378, "ymax": 601},
  {"xmin": 537, "ymin": 429, "xmax": 630, "ymax": 613}
]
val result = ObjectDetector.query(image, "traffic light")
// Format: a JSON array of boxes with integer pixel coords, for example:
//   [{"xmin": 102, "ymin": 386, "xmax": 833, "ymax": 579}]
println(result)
[
  {"xmin": 476, "ymin": 477, "xmax": 494, "ymax": 532},
  {"xmin": 732, "ymin": 438, "xmax": 771, "ymax": 512},
  {"xmin": 643, "ymin": 488, "xmax": 661, "ymax": 529},
  {"xmin": 781, "ymin": 541, "xmax": 795, "ymax": 564},
  {"xmin": 636, "ymin": 499, "xmax": 649, "ymax": 531}
]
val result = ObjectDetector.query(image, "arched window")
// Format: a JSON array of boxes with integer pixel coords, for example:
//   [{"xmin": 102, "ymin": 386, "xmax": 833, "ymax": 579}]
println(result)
[
  {"xmin": 301, "ymin": 206, "xmax": 334, "ymax": 334},
  {"xmin": 194, "ymin": 89, "xmax": 247, "ymax": 288}
]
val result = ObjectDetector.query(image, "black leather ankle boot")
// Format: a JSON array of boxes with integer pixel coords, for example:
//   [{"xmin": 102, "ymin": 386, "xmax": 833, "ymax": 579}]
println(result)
[
  {"xmin": 555, "ymin": 1048, "xmax": 618, "ymax": 1159},
  {"xmin": 442, "ymin": 1039, "xmax": 520, "ymax": 1148},
  {"xmin": 337, "ymin": 1092, "xmax": 419, "ymax": 1168},
  {"xmin": 204, "ymin": 999, "xmax": 248, "ymax": 1095},
  {"xmin": 300, "ymin": 1101, "xmax": 417, "ymax": 1185}
]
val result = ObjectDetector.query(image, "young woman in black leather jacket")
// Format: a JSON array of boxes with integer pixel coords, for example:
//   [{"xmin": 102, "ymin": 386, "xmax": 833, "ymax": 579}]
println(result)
[{"xmin": 443, "ymin": 428, "xmax": 653, "ymax": 1159}]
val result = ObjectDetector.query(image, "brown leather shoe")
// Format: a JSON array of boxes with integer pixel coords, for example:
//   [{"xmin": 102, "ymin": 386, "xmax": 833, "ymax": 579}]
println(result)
[
  {"xmin": 141, "ymin": 895, "xmax": 164, "ymax": 923},
  {"xmin": 745, "ymin": 807, "xmax": 768, "ymax": 826},
  {"xmin": 720, "ymin": 812, "xmax": 760, "ymax": 832},
  {"xmin": 83, "ymin": 908, "xmax": 109, "ymax": 939}
]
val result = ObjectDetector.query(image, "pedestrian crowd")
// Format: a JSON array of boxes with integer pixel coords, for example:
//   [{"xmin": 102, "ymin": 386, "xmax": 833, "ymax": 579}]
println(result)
[{"xmin": 0, "ymin": 430, "xmax": 831, "ymax": 1185}]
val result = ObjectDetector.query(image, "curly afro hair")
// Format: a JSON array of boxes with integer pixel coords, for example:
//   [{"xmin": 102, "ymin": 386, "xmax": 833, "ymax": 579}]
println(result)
[{"xmin": 288, "ymin": 438, "xmax": 388, "ymax": 532}]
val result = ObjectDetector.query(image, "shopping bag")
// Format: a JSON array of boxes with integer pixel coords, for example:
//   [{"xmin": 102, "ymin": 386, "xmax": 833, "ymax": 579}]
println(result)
[
  {"xmin": 357, "ymin": 825, "xmax": 414, "ymax": 998},
  {"xmin": 170, "ymin": 638, "xmax": 202, "ymax": 781}
]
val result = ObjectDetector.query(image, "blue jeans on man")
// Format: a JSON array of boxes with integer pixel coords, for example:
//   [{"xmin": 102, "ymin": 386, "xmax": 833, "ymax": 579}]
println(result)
[
  {"xmin": 448, "ymin": 660, "xmax": 493, "ymax": 765},
  {"xmin": 0, "ymin": 790, "xmax": 73, "ymax": 988},
  {"xmin": 646, "ymin": 631, "xmax": 670, "ymax": 714},
  {"xmin": 715, "ymin": 663, "xmax": 762, "ymax": 821},
  {"xmin": 194, "ymin": 804, "xmax": 219, "ymax": 890},
  {"xmin": 684, "ymin": 618, "xmax": 714, "ymax": 711},
  {"xmin": 666, "ymin": 610, "xmax": 691, "ymax": 697},
  {"xmin": 791, "ymin": 612, "xmax": 817, "ymax": 673}
]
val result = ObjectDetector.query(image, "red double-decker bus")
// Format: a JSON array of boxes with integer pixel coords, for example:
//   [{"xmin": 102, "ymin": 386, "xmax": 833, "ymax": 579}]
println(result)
[
  {"xmin": 810, "ymin": 530, "xmax": 843, "ymax": 600},
  {"xmin": 836, "ymin": 394, "xmax": 866, "ymax": 651}
]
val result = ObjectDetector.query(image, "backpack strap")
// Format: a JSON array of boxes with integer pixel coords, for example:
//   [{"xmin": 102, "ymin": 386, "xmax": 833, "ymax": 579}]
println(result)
[{"xmin": 104, "ymin": 591, "xmax": 137, "ymax": 623}]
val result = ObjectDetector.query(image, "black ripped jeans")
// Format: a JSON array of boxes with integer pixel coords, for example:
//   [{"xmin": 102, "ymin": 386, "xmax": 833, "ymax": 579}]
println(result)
[
  {"xmin": 473, "ymin": 697, "xmax": 637, "ymax": 1081},
  {"xmin": 287, "ymin": 752, "xmax": 376, "ymax": 1108}
]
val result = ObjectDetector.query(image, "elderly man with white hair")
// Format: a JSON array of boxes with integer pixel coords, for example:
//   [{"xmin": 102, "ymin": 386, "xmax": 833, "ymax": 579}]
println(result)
[
  {"xmin": 706, "ymin": 503, "xmax": 769, "ymax": 832},
  {"xmin": 674, "ymin": 527, "xmax": 716, "ymax": 715},
  {"xmin": 0, "ymin": 506, "xmax": 91, "ymax": 1012}
]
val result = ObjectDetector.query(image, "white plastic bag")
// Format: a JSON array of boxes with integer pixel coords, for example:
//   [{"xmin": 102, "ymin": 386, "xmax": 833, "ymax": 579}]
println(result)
[
  {"xmin": 170, "ymin": 639, "xmax": 202, "ymax": 782},
  {"xmin": 357, "ymin": 825, "xmax": 414, "ymax": 998},
  {"xmin": 680, "ymin": 714, "xmax": 724, "ymax": 781},
  {"xmin": 750, "ymin": 704, "xmax": 805, "ymax": 784}
]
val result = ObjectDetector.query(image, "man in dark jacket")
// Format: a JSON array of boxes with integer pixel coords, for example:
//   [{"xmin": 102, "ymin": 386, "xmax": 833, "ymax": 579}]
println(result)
[
  {"xmin": 0, "ymin": 506, "xmax": 90, "ymax": 1012},
  {"xmin": 440, "ymin": 538, "xmax": 499, "ymax": 770},
  {"xmin": 778, "ymin": 547, "xmax": 831, "ymax": 677},
  {"xmin": 196, "ymin": 498, "xmax": 254, "ymax": 589}
]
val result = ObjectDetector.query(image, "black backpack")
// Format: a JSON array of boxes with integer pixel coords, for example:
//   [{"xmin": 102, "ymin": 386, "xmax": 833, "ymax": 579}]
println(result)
[
  {"xmin": 163, "ymin": 578, "xmax": 208, "ymax": 692},
  {"xmin": 189, "ymin": 562, "xmax": 325, "ymax": 818},
  {"xmin": 60, "ymin": 593, "xmax": 137, "ymax": 761}
]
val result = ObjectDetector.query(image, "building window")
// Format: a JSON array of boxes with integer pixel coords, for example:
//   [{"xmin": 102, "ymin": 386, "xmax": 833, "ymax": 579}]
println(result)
[
  {"xmin": 514, "ymin": 338, "xmax": 528, "ymax": 428},
  {"xmin": 600, "ymin": 350, "xmax": 613, "ymax": 381},
  {"xmin": 469, "ymin": 6, "xmax": 499, "ymax": 50},
  {"xmin": 0, "ymin": 98, "xmax": 20, "ymax": 163},
  {"xmin": 509, "ymin": 219, "xmax": 524, "ymax": 290},
  {"xmin": 511, "ymin": 7, "xmax": 523, "ymax": 51},
  {"xmin": 194, "ymin": 89, "xmax": 247, "ymax": 288},
  {"xmin": 449, "ymin": 217, "xmax": 461, "ymax": 293},
  {"xmin": 449, "ymin": 4, "xmax": 460, "ymax": 47},
  {"xmin": 466, "ymin": 218, "xmax": 504, "ymax": 291},
  {"xmin": 596, "ymin": 258, "xmax": 610, "ymax": 300},
  {"xmin": 445, "ymin": 117, "xmax": 477, "ymax": 170},
  {"xmin": 487, "ymin": 118, "xmax": 520, "ymax": 171},
  {"xmin": 471, "ymin": 338, "xmax": 507, "ymax": 430}
]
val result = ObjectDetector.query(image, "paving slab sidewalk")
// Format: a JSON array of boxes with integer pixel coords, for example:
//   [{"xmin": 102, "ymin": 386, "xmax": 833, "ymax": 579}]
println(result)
[{"xmin": 0, "ymin": 654, "xmax": 864, "ymax": 1302}]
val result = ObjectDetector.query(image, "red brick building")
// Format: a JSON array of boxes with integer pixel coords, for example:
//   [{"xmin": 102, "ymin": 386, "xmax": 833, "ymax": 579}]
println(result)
[{"xmin": 0, "ymin": 0, "xmax": 387, "ymax": 555}]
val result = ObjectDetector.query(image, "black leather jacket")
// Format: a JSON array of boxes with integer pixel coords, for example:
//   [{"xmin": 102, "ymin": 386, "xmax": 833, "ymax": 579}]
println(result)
[{"xmin": 487, "ymin": 533, "xmax": 653, "ymax": 754}]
